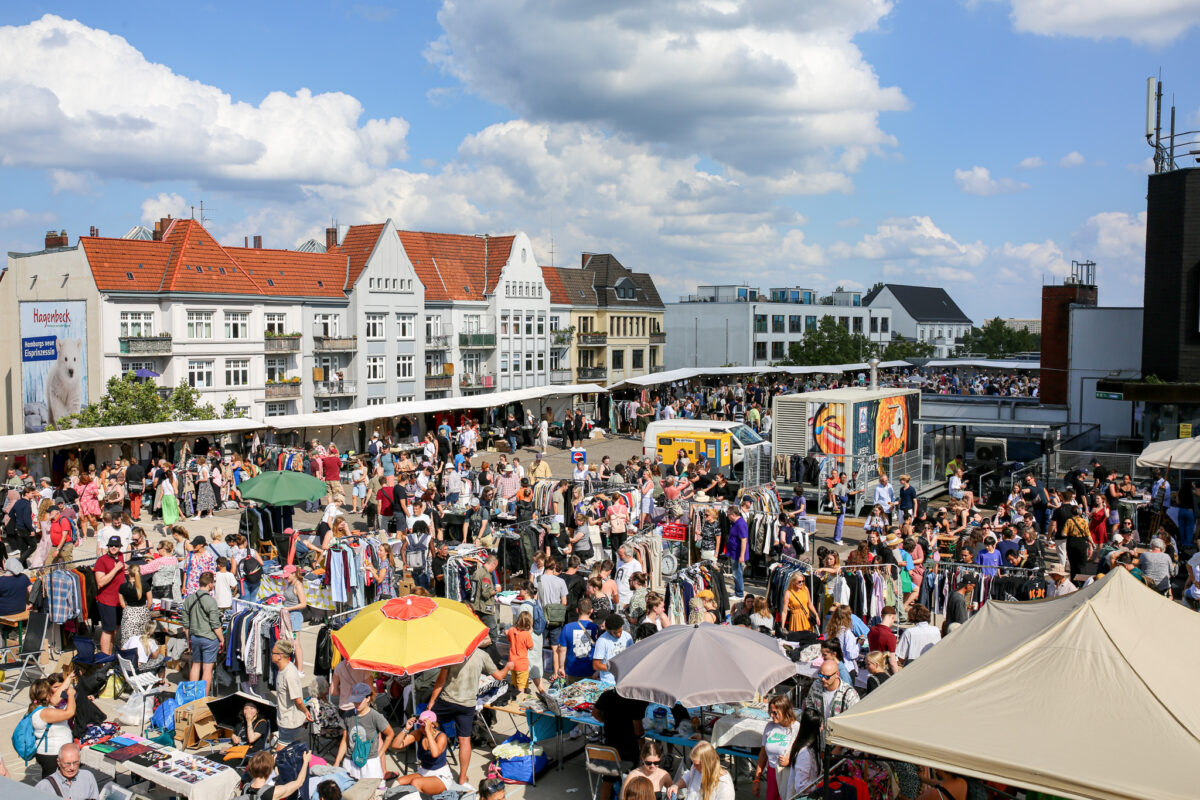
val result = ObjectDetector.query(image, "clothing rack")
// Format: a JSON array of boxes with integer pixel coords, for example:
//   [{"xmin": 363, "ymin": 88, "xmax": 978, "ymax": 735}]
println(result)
[
  {"xmin": 932, "ymin": 560, "xmax": 1042, "ymax": 575},
  {"xmin": 231, "ymin": 596, "xmax": 284, "ymax": 614},
  {"xmin": 835, "ymin": 563, "xmax": 899, "ymax": 576},
  {"xmin": 36, "ymin": 549, "xmax": 151, "ymax": 572}
]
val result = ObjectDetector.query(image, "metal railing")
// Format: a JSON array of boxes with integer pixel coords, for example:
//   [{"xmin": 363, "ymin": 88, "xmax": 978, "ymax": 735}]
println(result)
[
  {"xmin": 549, "ymin": 368, "xmax": 573, "ymax": 384},
  {"xmin": 313, "ymin": 380, "xmax": 356, "ymax": 396},
  {"xmin": 551, "ymin": 330, "xmax": 573, "ymax": 346},
  {"xmin": 118, "ymin": 335, "xmax": 172, "ymax": 355},
  {"xmin": 458, "ymin": 332, "xmax": 496, "ymax": 348},
  {"xmin": 1051, "ymin": 450, "xmax": 1149, "ymax": 485},
  {"xmin": 425, "ymin": 373, "xmax": 453, "ymax": 390},
  {"xmin": 313, "ymin": 335, "xmax": 357, "ymax": 351},
  {"xmin": 265, "ymin": 382, "xmax": 300, "ymax": 398},
  {"xmin": 265, "ymin": 336, "xmax": 301, "ymax": 352},
  {"xmin": 459, "ymin": 372, "xmax": 495, "ymax": 389},
  {"xmin": 577, "ymin": 366, "xmax": 607, "ymax": 381},
  {"xmin": 578, "ymin": 333, "xmax": 607, "ymax": 345}
]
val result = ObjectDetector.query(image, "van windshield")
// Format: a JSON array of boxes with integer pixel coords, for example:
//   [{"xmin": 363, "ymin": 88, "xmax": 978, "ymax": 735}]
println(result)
[{"xmin": 730, "ymin": 425, "xmax": 763, "ymax": 446}]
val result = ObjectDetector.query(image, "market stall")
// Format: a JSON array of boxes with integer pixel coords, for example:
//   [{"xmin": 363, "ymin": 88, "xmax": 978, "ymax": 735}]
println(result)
[{"xmin": 80, "ymin": 735, "xmax": 239, "ymax": 800}]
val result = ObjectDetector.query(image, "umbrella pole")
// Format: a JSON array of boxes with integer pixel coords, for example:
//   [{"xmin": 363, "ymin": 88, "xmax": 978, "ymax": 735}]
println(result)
[{"xmin": 821, "ymin": 741, "xmax": 831, "ymax": 799}]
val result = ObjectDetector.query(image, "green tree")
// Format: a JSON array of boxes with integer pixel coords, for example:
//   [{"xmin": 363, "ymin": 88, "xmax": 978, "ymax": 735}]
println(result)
[
  {"xmin": 778, "ymin": 315, "xmax": 874, "ymax": 366},
  {"xmin": 880, "ymin": 338, "xmax": 936, "ymax": 361},
  {"xmin": 960, "ymin": 318, "xmax": 1041, "ymax": 358},
  {"xmin": 50, "ymin": 374, "xmax": 243, "ymax": 429}
]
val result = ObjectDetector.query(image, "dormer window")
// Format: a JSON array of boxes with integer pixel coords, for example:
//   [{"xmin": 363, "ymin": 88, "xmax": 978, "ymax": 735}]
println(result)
[{"xmin": 615, "ymin": 278, "xmax": 637, "ymax": 300}]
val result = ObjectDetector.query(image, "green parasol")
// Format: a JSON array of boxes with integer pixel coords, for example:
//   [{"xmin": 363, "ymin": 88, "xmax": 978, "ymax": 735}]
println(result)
[{"xmin": 236, "ymin": 470, "xmax": 328, "ymax": 506}]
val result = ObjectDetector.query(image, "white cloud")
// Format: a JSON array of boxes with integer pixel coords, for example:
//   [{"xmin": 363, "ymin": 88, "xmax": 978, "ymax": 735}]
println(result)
[
  {"xmin": 1017, "ymin": 156, "xmax": 1043, "ymax": 169},
  {"xmin": 1059, "ymin": 151, "xmax": 1085, "ymax": 167},
  {"xmin": 427, "ymin": 0, "xmax": 906, "ymax": 177},
  {"xmin": 954, "ymin": 165, "xmax": 1030, "ymax": 195},
  {"xmin": 830, "ymin": 216, "xmax": 988, "ymax": 266},
  {"xmin": 140, "ymin": 192, "xmax": 189, "ymax": 225},
  {"xmin": 48, "ymin": 168, "xmax": 91, "ymax": 195},
  {"xmin": 1127, "ymin": 156, "xmax": 1155, "ymax": 173},
  {"xmin": 1008, "ymin": 0, "xmax": 1200, "ymax": 46},
  {"xmin": 0, "ymin": 208, "xmax": 56, "ymax": 228},
  {"xmin": 0, "ymin": 15, "xmax": 410, "ymax": 190},
  {"xmin": 996, "ymin": 239, "xmax": 1071, "ymax": 280}
]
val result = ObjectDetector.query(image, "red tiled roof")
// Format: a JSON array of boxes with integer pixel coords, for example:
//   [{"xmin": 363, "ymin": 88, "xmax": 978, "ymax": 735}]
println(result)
[
  {"xmin": 329, "ymin": 223, "xmax": 385, "ymax": 289},
  {"xmin": 396, "ymin": 230, "xmax": 515, "ymax": 302},
  {"xmin": 80, "ymin": 219, "xmax": 348, "ymax": 298},
  {"xmin": 540, "ymin": 265, "xmax": 569, "ymax": 304}
]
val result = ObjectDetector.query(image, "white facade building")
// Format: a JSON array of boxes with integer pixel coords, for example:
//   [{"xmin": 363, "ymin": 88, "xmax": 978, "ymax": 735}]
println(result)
[
  {"xmin": 864, "ymin": 283, "xmax": 973, "ymax": 358},
  {"xmin": 664, "ymin": 285, "xmax": 892, "ymax": 369}
]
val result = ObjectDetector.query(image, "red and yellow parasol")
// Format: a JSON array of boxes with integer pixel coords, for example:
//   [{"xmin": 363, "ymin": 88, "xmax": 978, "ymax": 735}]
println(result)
[{"xmin": 331, "ymin": 595, "xmax": 488, "ymax": 675}]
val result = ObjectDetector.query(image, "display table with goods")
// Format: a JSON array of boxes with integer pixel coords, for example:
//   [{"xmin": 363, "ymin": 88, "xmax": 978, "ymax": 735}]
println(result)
[
  {"xmin": 709, "ymin": 701, "xmax": 771, "ymax": 748},
  {"xmin": 80, "ymin": 735, "xmax": 240, "ymax": 800}
]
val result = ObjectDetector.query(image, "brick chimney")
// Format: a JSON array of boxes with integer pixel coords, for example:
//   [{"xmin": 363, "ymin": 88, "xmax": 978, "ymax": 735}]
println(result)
[
  {"xmin": 89, "ymin": 226, "xmax": 98, "ymax": 237},
  {"xmin": 252, "ymin": 235, "xmax": 263, "ymax": 249},
  {"xmin": 44, "ymin": 230, "xmax": 68, "ymax": 249},
  {"xmin": 326, "ymin": 227, "xmax": 339, "ymax": 250},
  {"xmin": 153, "ymin": 216, "xmax": 173, "ymax": 241}
]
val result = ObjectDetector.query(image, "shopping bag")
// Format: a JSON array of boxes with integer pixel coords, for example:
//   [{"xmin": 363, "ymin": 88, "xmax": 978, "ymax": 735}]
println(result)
[
  {"xmin": 494, "ymin": 733, "xmax": 546, "ymax": 784},
  {"xmin": 116, "ymin": 693, "xmax": 152, "ymax": 727},
  {"xmin": 175, "ymin": 680, "xmax": 207, "ymax": 705}
]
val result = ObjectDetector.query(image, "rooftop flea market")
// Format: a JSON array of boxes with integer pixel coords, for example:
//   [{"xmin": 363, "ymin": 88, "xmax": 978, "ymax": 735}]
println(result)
[{"xmin": 0, "ymin": 366, "xmax": 1190, "ymax": 800}]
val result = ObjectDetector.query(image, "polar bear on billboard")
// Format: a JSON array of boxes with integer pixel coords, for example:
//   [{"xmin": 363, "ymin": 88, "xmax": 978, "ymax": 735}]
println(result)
[{"xmin": 45, "ymin": 337, "xmax": 83, "ymax": 425}]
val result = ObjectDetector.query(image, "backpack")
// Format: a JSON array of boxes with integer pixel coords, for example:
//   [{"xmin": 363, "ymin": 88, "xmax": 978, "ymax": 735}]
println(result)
[
  {"xmin": 235, "ymin": 784, "xmax": 270, "ymax": 800},
  {"xmin": 348, "ymin": 719, "xmax": 372, "ymax": 767},
  {"xmin": 530, "ymin": 601, "xmax": 547, "ymax": 636},
  {"xmin": 405, "ymin": 532, "xmax": 430, "ymax": 572},
  {"xmin": 13, "ymin": 706, "xmax": 48, "ymax": 761},
  {"xmin": 241, "ymin": 557, "xmax": 263, "ymax": 582}
]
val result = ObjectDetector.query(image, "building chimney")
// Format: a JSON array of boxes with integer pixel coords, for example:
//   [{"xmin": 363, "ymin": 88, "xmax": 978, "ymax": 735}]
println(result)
[
  {"xmin": 89, "ymin": 226, "xmax": 97, "ymax": 237},
  {"xmin": 1040, "ymin": 276, "xmax": 1098, "ymax": 405},
  {"xmin": 252, "ymin": 235, "xmax": 263, "ymax": 249},
  {"xmin": 44, "ymin": 230, "xmax": 68, "ymax": 249},
  {"xmin": 244, "ymin": 236, "xmax": 248, "ymax": 248},
  {"xmin": 326, "ymin": 227, "xmax": 338, "ymax": 251},
  {"xmin": 152, "ymin": 221, "xmax": 162, "ymax": 241}
]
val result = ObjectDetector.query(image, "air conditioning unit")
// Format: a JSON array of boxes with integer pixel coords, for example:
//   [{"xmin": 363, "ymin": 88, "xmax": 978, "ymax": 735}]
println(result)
[{"xmin": 974, "ymin": 437, "xmax": 1007, "ymax": 462}]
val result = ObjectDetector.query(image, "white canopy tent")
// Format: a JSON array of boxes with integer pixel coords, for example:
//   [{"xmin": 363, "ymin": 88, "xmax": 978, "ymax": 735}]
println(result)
[
  {"xmin": 608, "ymin": 361, "xmax": 913, "ymax": 390},
  {"xmin": 265, "ymin": 383, "xmax": 607, "ymax": 432},
  {"xmin": 1137, "ymin": 437, "xmax": 1200, "ymax": 471},
  {"xmin": 0, "ymin": 418, "xmax": 266, "ymax": 456},
  {"xmin": 922, "ymin": 358, "xmax": 1040, "ymax": 370},
  {"xmin": 827, "ymin": 568, "xmax": 1199, "ymax": 800}
]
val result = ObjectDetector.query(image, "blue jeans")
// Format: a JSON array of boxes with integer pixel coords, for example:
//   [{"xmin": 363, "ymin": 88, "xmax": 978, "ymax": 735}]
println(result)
[
  {"xmin": 834, "ymin": 511, "xmax": 845, "ymax": 543},
  {"xmin": 732, "ymin": 559, "xmax": 744, "ymax": 597},
  {"xmin": 1179, "ymin": 508, "xmax": 1196, "ymax": 549},
  {"xmin": 507, "ymin": 435, "xmax": 519, "ymax": 453}
]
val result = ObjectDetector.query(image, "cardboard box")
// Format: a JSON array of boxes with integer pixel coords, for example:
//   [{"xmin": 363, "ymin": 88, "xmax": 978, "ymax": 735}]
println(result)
[{"xmin": 173, "ymin": 698, "xmax": 217, "ymax": 750}]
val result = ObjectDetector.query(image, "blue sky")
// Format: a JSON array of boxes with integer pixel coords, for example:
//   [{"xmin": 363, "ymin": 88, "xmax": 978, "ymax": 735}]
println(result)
[{"xmin": 2, "ymin": 0, "xmax": 1198, "ymax": 320}]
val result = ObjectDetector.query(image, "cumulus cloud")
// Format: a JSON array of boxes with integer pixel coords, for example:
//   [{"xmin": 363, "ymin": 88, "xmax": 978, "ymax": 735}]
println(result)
[
  {"xmin": 427, "ymin": 0, "xmax": 906, "ymax": 177},
  {"xmin": 830, "ymin": 216, "xmax": 988, "ymax": 266},
  {"xmin": 0, "ymin": 15, "xmax": 410, "ymax": 190},
  {"xmin": 1008, "ymin": 0, "xmax": 1200, "ymax": 46},
  {"xmin": 1059, "ymin": 151, "xmax": 1086, "ymax": 167},
  {"xmin": 954, "ymin": 166, "xmax": 1030, "ymax": 195},
  {"xmin": 1074, "ymin": 211, "xmax": 1147, "ymax": 295},
  {"xmin": 1017, "ymin": 156, "xmax": 1043, "ymax": 169},
  {"xmin": 0, "ymin": 208, "xmax": 56, "ymax": 228},
  {"xmin": 48, "ymin": 169, "xmax": 91, "ymax": 195},
  {"xmin": 140, "ymin": 192, "xmax": 189, "ymax": 225}
]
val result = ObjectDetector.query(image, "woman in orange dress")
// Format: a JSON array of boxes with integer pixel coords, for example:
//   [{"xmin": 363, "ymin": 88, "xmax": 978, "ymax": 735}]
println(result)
[{"xmin": 782, "ymin": 572, "xmax": 818, "ymax": 633}]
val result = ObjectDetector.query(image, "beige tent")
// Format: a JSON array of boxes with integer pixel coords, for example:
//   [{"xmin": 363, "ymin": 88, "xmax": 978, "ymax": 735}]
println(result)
[{"xmin": 827, "ymin": 568, "xmax": 1198, "ymax": 800}]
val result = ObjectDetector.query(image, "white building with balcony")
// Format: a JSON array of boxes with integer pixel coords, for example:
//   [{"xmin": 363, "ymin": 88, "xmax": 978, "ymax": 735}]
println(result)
[
  {"xmin": 864, "ymin": 283, "xmax": 973, "ymax": 358},
  {"xmin": 664, "ymin": 285, "xmax": 892, "ymax": 369}
]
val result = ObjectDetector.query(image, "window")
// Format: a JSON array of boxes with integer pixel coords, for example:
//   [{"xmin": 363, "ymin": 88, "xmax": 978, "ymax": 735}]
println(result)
[
  {"xmin": 366, "ymin": 355, "xmax": 384, "ymax": 382},
  {"xmin": 839, "ymin": 316, "xmax": 850, "ymax": 331},
  {"xmin": 266, "ymin": 357, "xmax": 287, "ymax": 382},
  {"xmin": 632, "ymin": 349, "xmax": 644, "ymax": 369},
  {"xmin": 537, "ymin": 315, "xmax": 545, "ymax": 335},
  {"xmin": 367, "ymin": 397, "xmax": 385, "ymax": 406},
  {"xmin": 316, "ymin": 398, "xmax": 337, "ymax": 412},
  {"xmin": 525, "ymin": 314, "xmax": 533, "ymax": 335},
  {"xmin": 771, "ymin": 341, "xmax": 785, "ymax": 360},
  {"xmin": 119, "ymin": 311, "xmax": 154, "ymax": 337},
  {"xmin": 224, "ymin": 312, "xmax": 249, "ymax": 339},
  {"xmin": 187, "ymin": 359, "xmax": 213, "ymax": 388},
  {"xmin": 612, "ymin": 349, "xmax": 625, "ymax": 369},
  {"xmin": 314, "ymin": 314, "xmax": 339, "ymax": 337},
  {"xmin": 365, "ymin": 313, "xmax": 385, "ymax": 340},
  {"xmin": 501, "ymin": 353, "xmax": 509, "ymax": 373},
  {"xmin": 425, "ymin": 315, "xmax": 441, "ymax": 341},
  {"xmin": 265, "ymin": 313, "xmax": 286, "ymax": 335},
  {"xmin": 549, "ymin": 316, "xmax": 560, "ymax": 331},
  {"xmin": 186, "ymin": 311, "xmax": 212, "ymax": 339},
  {"xmin": 464, "ymin": 314, "xmax": 481, "ymax": 334},
  {"xmin": 425, "ymin": 353, "xmax": 444, "ymax": 375},
  {"xmin": 772, "ymin": 315, "xmax": 785, "ymax": 333},
  {"xmin": 536, "ymin": 352, "xmax": 545, "ymax": 371},
  {"xmin": 396, "ymin": 313, "xmax": 415, "ymax": 340},
  {"xmin": 230, "ymin": 406, "xmax": 250, "ymax": 417},
  {"xmin": 881, "ymin": 318, "xmax": 889, "ymax": 333},
  {"xmin": 754, "ymin": 342, "xmax": 767, "ymax": 360},
  {"xmin": 500, "ymin": 314, "xmax": 510, "ymax": 335},
  {"xmin": 754, "ymin": 314, "xmax": 767, "ymax": 333},
  {"xmin": 225, "ymin": 359, "xmax": 249, "ymax": 386},
  {"xmin": 122, "ymin": 360, "xmax": 154, "ymax": 375},
  {"xmin": 398, "ymin": 395, "xmax": 415, "ymax": 403},
  {"xmin": 789, "ymin": 315, "xmax": 802, "ymax": 333},
  {"xmin": 525, "ymin": 353, "xmax": 534, "ymax": 372},
  {"xmin": 870, "ymin": 316, "xmax": 879, "ymax": 333},
  {"xmin": 806, "ymin": 315, "xmax": 817, "ymax": 331},
  {"xmin": 550, "ymin": 350, "xmax": 564, "ymax": 370},
  {"xmin": 266, "ymin": 402, "xmax": 289, "ymax": 417},
  {"xmin": 853, "ymin": 317, "xmax": 863, "ymax": 333},
  {"xmin": 396, "ymin": 355, "xmax": 414, "ymax": 380}
]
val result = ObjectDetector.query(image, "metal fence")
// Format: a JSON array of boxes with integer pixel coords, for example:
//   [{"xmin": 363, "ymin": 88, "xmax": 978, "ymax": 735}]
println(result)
[{"xmin": 1050, "ymin": 449, "xmax": 1149, "ymax": 485}]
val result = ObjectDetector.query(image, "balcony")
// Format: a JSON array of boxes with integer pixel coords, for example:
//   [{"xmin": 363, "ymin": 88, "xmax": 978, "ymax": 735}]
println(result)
[
  {"xmin": 313, "ymin": 380, "xmax": 356, "ymax": 397},
  {"xmin": 577, "ymin": 366, "xmax": 607, "ymax": 382},
  {"xmin": 551, "ymin": 329, "xmax": 573, "ymax": 347},
  {"xmin": 313, "ymin": 335, "xmax": 357, "ymax": 352},
  {"xmin": 425, "ymin": 373, "xmax": 453, "ymax": 391},
  {"xmin": 649, "ymin": 331, "xmax": 666, "ymax": 344},
  {"xmin": 265, "ymin": 335, "xmax": 301, "ymax": 352},
  {"xmin": 426, "ymin": 334, "xmax": 452, "ymax": 350},
  {"xmin": 118, "ymin": 334, "xmax": 172, "ymax": 355},
  {"xmin": 458, "ymin": 332, "xmax": 497, "ymax": 349},
  {"xmin": 459, "ymin": 372, "xmax": 496, "ymax": 389},
  {"xmin": 265, "ymin": 382, "xmax": 301, "ymax": 398},
  {"xmin": 549, "ymin": 368, "xmax": 573, "ymax": 384},
  {"xmin": 578, "ymin": 332, "xmax": 607, "ymax": 346}
]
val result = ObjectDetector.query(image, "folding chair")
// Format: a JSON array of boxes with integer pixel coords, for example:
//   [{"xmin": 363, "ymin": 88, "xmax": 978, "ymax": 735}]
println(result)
[
  {"xmin": 73, "ymin": 634, "xmax": 116, "ymax": 667},
  {"xmin": 117, "ymin": 649, "xmax": 169, "ymax": 735},
  {"xmin": 584, "ymin": 744, "xmax": 624, "ymax": 800},
  {"xmin": 0, "ymin": 611, "xmax": 48, "ymax": 700}
]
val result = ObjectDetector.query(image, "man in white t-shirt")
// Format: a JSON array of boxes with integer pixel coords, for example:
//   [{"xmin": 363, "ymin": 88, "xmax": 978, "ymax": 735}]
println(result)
[
  {"xmin": 96, "ymin": 513, "xmax": 122, "ymax": 552},
  {"xmin": 896, "ymin": 603, "xmax": 941, "ymax": 664},
  {"xmin": 615, "ymin": 546, "xmax": 643, "ymax": 606}
]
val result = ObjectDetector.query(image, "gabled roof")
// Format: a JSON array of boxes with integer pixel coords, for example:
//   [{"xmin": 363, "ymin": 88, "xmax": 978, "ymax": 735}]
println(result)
[
  {"xmin": 80, "ymin": 218, "xmax": 348, "ymax": 298},
  {"xmin": 581, "ymin": 253, "xmax": 664, "ymax": 309},
  {"xmin": 329, "ymin": 223, "xmax": 385, "ymax": 289},
  {"xmin": 396, "ymin": 231, "xmax": 515, "ymax": 302},
  {"xmin": 541, "ymin": 265, "xmax": 598, "ymax": 307},
  {"xmin": 864, "ymin": 283, "xmax": 971, "ymax": 323},
  {"xmin": 540, "ymin": 266, "xmax": 570, "ymax": 305}
]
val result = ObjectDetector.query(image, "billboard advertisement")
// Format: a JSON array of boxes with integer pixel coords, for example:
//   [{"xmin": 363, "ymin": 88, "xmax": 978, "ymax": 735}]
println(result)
[
  {"xmin": 852, "ymin": 393, "xmax": 917, "ymax": 458},
  {"xmin": 808, "ymin": 402, "xmax": 847, "ymax": 455},
  {"xmin": 20, "ymin": 301, "xmax": 88, "ymax": 432}
]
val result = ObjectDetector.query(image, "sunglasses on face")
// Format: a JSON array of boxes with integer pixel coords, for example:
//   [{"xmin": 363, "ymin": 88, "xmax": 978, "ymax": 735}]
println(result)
[{"xmin": 643, "ymin": 759, "xmax": 661, "ymax": 766}]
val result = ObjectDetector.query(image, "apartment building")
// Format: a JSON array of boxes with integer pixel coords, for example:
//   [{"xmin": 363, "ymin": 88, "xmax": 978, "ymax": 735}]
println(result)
[
  {"xmin": 399, "ymin": 230, "xmax": 549, "ymax": 397},
  {"xmin": 664, "ymin": 285, "xmax": 892, "ymax": 369},
  {"xmin": 542, "ymin": 254, "xmax": 665, "ymax": 386}
]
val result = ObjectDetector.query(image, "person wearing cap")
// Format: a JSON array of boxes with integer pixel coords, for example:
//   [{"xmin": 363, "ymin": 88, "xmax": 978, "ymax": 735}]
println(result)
[
  {"xmin": 0, "ymin": 556, "xmax": 31, "ymax": 616},
  {"xmin": 183, "ymin": 534, "xmax": 218, "ymax": 596},
  {"xmin": 272, "ymin": 639, "xmax": 311, "ymax": 743},
  {"xmin": 94, "ymin": 535, "xmax": 126, "ymax": 654},
  {"xmin": 183, "ymin": 571, "xmax": 224, "ymax": 691},
  {"xmin": 388, "ymin": 710, "xmax": 451, "ymax": 792},
  {"xmin": 334, "ymin": 681, "xmax": 394, "ymax": 780}
]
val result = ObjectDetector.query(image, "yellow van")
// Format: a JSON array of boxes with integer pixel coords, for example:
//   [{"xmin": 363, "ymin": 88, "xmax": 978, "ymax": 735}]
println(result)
[{"xmin": 654, "ymin": 430, "xmax": 733, "ymax": 475}]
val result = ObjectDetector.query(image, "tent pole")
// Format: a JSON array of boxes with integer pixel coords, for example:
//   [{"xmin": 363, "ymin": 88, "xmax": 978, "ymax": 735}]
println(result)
[{"xmin": 822, "ymin": 742, "xmax": 831, "ymax": 798}]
